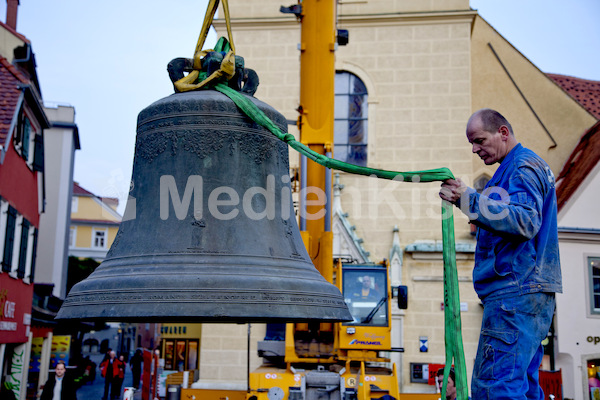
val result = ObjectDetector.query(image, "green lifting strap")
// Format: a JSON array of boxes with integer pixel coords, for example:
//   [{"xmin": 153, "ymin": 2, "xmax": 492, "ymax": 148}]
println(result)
[{"xmin": 209, "ymin": 81, "xmax": 469, "ymax": 400}]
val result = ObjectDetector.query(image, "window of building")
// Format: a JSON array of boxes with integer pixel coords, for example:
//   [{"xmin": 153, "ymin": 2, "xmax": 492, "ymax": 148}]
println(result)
[
  {"xmin": 10, "ymin": 214, "xmax": 23, "ymax": 275},
  {"xmin": 162, "ymin": 339, "xmax": 199, "ymax": 371},
  {"xmin": 17, "ymin": 219, "xmax": 30, "ymax": 279},
  {"xmin": 470, "ymin": 175, "xmax": 491, "ymax": 236},
  {"xmin": 71, "ymin": 196, "xmax": 78, "ymax": 213},
  {"xmin": 334, "ymin": 71, "xmax": 368, "ymax": 166},
  {"xmin": 588, "ymin": 358, "xmax": 600, "ymax": 398},
  {"xmin": 0, "ymin": 199, "xmax": 8, "ymax": 264},
  {"xmin": 13, "ymin": 110, "xmax": 39, "ymax": 166},
  {"xmin": 474, "ymin": 175, "xmax": 491, "ymax": 192},
  {"xmin": 69, "ymin": 227, "xmax": 77, "ymax": 248},
  {"xmin": 2, "ymin": 206, "xmax": 17, "ymax": 272},
  {"xmin": 92, "ymin": 229, "xmax": 107, "ymax": 249},
  {"xmin": 22, "ymin": 117, "xmax": 30, "ymax": 161},
  {"xmin": 29, "ymin": 228, "xmax": 38, "ymax": 282},
  {"xmin": 342, "ymin": 267, "xmax": 388, "ymax": 327},
  {"xmin": 590, "ymin": 257, "xmax": 600, "ymax": 315},
  {"xmin": 33, "ymin": 133, "xmax": 44, "ymax": 172},
  {"xmin": 13, "ymin": 114, "xmax": 31, "ymax": 160},
  {"xmin": 83, "ymin": 338, "xmax": 99, "ymax": 354}
]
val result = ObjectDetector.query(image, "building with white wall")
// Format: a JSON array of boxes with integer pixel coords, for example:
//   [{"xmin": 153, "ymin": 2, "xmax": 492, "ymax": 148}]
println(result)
[
  {"xmin": 36, "ymin": 104, "xmax": 80, "ymax": 299},
  {"xmin": 555, "ymin": 120, "xmax": 600, "ymax": 400},
  {"xmin": 68, "ymin": 182, "xmax": 121, "ymax": 261}
]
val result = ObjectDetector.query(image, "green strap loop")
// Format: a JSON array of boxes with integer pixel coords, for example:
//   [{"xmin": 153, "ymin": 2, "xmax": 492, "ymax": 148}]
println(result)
[{"xmin": 212, "ymin": 82, "xmax": 469, "ymax": 400}]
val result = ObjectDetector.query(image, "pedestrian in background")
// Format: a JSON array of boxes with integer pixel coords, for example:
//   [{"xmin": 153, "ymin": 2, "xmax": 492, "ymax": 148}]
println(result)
[
  {"xmin": 100, "ymin": 350, "xmax": 124, "ymax": 400},
  {"xmin": 113, "ymin": 354, "xmax": 126, "ymax": 397},
  {"xmin": 40, "ymin": 360, "xmax": 78, "ymax": 400},
  {"xmin": 130, "ymin": 349, "xmax": 143, "ymax": 390},
  {"xmin": 436, "ymin": 367, "xmax": 457, "ymax": 400}
]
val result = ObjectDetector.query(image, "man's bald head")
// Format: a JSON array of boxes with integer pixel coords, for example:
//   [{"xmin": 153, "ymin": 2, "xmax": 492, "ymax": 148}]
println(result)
[{"xmin": 468, "ymin": 108, "xmax": 514, "ymax": 137}]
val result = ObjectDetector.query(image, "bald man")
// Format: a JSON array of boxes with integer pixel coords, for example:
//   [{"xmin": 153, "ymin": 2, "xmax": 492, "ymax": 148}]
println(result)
[{"xmin": 440, "ymin": 109, "xmax": 562, "ymax": 399}]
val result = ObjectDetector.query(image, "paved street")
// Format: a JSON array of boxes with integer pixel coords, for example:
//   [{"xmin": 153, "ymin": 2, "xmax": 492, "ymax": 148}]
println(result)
[{"xmin": 74, "ymin": 354, "xmax": 141, "ymax": 400}]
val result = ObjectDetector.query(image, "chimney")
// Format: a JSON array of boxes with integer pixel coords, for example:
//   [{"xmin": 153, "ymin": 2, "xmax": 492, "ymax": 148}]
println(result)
[{"xmin": 6, "ymin": 0, "xmax": 19, "ymax": 30}]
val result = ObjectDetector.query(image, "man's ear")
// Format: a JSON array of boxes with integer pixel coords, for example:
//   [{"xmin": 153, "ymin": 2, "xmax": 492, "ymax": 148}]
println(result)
[{"xmin": 498, "ymin": 125, "xmax": 510, "ymax": 141}]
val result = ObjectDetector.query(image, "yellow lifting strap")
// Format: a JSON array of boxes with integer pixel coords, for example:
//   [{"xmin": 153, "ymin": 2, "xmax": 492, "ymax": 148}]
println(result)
[{"xmin": 174, "ymin": 0, "xmax": 236, "ymax": 92}]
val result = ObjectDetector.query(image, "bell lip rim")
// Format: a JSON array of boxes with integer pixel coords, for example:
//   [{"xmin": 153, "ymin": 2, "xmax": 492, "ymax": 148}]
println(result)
[
  {"xmin": 54, "ymin": 313, "xmax": 354, "ymax": 323},
  {"xmin": 56, "ymin": 300, "xmax": 353, "ymax": 323},
  {"xmin": 54, "ymin": 318, "xmax": 354, "ymax": 323}
]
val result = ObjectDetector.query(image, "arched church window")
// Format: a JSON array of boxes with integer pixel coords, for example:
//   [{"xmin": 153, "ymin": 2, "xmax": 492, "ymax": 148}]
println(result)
[
  {"xmin": 474, "ymin": 175, "xmax": 490, "ymax": 193},
  {"xmin": 334, "ymin": 72, "xmax": 368, "ymax": 166},
  {"xmin": 471, "ymin": 174, "xmax": 491, "ymax": 236}
]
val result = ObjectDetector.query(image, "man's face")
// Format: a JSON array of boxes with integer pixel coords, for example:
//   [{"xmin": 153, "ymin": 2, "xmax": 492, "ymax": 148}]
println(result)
[
  {"xmin": 466, "ymin": 117, "xmax": 506, "ymax": 165},
  {"xmin": 55, "ymin": 363, "xmax": 66, "ymax": 378},
  {"xmin": 362, "ymin": 276, "xmax": 371, "ymax": 289},
  {"xmin": 437, "ymin": 375, "xmax": 456, "ymax": 399}
]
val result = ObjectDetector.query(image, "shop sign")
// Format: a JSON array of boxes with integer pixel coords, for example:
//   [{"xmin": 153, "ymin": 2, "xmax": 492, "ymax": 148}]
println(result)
[
  {"xmin": 30, "ymin": 336, "xmax": 44, "ymax": 372},
  {"xmin": 0, "ymin": 275, "xmax": 33, "ymax": 343},
  {"xmin": 588, "ymin": 336, "xmax": 600, "ymax": 345},
  {"xmin": 6, "ymin": 343, "xmax": 27, "ymax": 398},
  {"xmin": 161, "ymin": 325, "xmax": 187, "ymax": 335},
  {"xmin": 51, "ymin": 335, "xmax": 71, "ymax": 367},
  {"xmin": 428, "ymin": 363, "xmax": 445, "ymax": 385},
  {"xmin": 160, "ymin": 323, "xmax": 202, "ymax": 338},
  {"xmin": 0, "ymin": 288, "xmax": 17, "ymax": 330}
]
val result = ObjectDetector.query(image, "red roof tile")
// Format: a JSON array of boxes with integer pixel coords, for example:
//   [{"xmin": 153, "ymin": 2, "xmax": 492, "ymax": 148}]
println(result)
[
  {"xmin": 73, "ymin": 182, "xmax": 120, "ymax": 209},
  {"xmin": 556, "ymin": 120, "xmax": 600, "ymax": 212},
  {"xmin": 100, "ymin": 197, "xmax": 119, "ymax": 208},
  {"xmin": 547, "ymin": 74, "xmax": 600, "ymax": 119},
  {"xmin": 73, "ymin": 182, "xmax": 95, "ymax": 197},
  {"xmin": 0, "ymin": 56, "xmax": 29, "ymax": 147}
]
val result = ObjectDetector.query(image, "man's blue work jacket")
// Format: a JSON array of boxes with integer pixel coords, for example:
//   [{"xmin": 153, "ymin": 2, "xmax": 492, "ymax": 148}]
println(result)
[{"xmin": 460, "ymin": 144, "xmax": 563, "ymax": 301}]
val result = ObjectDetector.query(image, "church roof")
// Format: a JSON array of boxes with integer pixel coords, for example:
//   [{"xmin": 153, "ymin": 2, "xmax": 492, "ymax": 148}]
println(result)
[
  {"xmin": 547, "ymin": 73, "xmax": 600, "ymax": 119},
  {"xmin": 556, "ymin": 120, "xmax": 600, "ymax": 211}
]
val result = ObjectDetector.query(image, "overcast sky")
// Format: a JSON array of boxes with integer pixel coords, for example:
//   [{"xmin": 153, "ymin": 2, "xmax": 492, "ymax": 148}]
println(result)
[{"xmin": 3, "ymin": 0, "xmax": 599, "ymax": 214}]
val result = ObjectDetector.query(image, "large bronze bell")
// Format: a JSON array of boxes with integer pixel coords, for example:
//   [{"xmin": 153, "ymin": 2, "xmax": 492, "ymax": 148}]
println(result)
[{"xmin": 57, "ymin": 90, "xmax": 352, "ymax": 323}]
